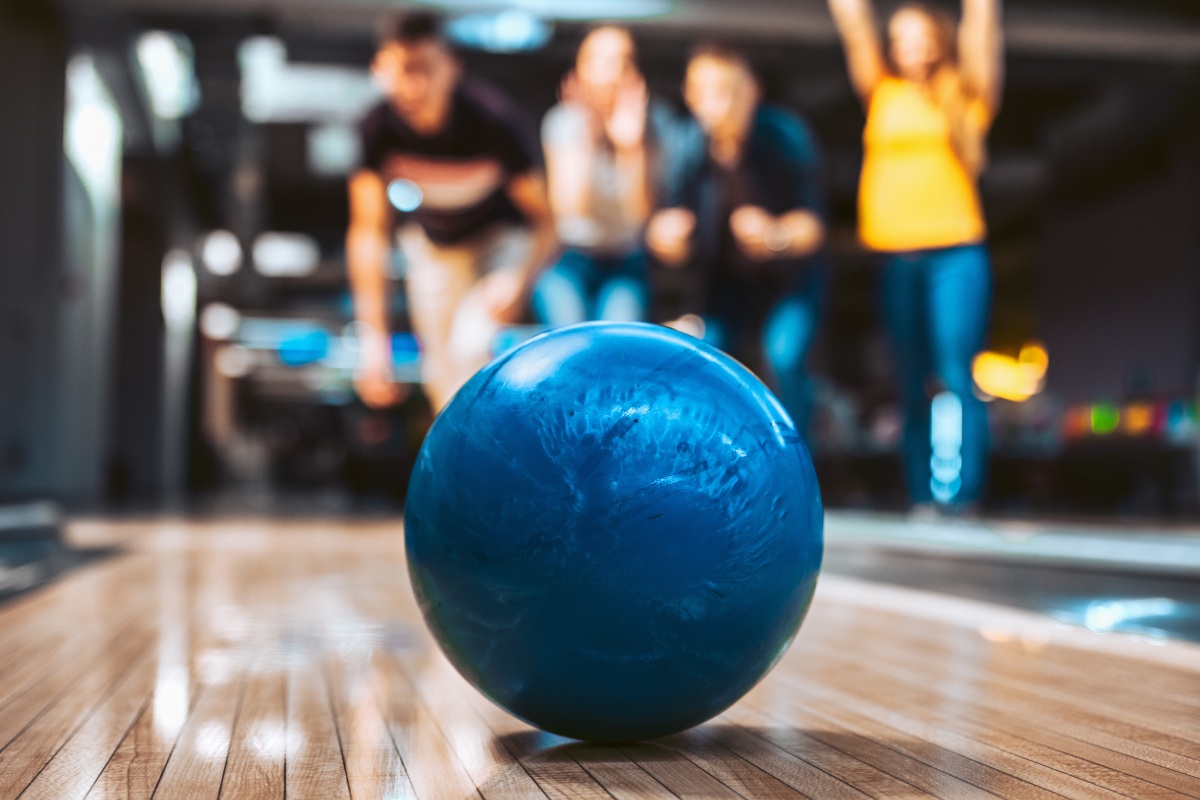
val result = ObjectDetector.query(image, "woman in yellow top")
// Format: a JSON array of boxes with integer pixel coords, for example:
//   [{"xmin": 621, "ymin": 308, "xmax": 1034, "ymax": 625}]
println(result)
[{"xmin": 829, "ymin": 0, "xmax": 1003, "ymax": 510}]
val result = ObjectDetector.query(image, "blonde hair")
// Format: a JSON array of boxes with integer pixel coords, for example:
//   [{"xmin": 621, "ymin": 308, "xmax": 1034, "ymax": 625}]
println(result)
[{"xmin": 890, "ymin": 2, "xmax": 986, "ymax": 176}]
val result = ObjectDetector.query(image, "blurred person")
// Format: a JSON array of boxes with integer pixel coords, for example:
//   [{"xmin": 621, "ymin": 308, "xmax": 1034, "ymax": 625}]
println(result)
[
  {"xmin": 347, "ymin": 12, "xmax": 558, "ymax": 412},
  {"xmin": 828, "ymin": 0, "xmax": 1003, "ymax": 509},
  {"xmin": 646, "ymin": 43, "xmax": 827, "ymax": 437},
  {"xmin": 535, "ymin": 26, "xmax": 662, "ymax": 326}
]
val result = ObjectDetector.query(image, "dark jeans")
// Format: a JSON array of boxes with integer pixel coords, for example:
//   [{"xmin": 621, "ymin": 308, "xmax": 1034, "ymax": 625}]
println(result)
[
  {"xmin": 882, "ymin": 244, "xmax": 991, "ymax": 505},
  {"xmin": 532, "ymin": 248, "xmax": 648, "ymax": 326},
  {"xmin": 704, "ymin": 271, "xmax": 825, "ymax": 440}
]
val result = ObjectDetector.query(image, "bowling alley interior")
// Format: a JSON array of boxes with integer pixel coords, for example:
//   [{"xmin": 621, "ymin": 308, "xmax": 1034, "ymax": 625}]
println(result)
[{"xmin": 2, "ymin": 0, "xmax": 1200, "ymax": 796}]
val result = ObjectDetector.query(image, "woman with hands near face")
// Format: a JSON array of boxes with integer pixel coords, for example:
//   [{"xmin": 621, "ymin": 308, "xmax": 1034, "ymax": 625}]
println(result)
[
  {"xmin": 348, "ymin": 12, "xmax": 558, "ymax": 412},
  {"xmin": 535, "ymin": 26, "xmax": 666, "ymax": 327}
]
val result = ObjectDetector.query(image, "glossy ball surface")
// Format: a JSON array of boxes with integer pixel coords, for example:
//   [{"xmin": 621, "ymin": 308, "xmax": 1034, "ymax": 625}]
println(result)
[{"xmin": 405, "ymin": 322, "xmax": 823, "ymax": 741}]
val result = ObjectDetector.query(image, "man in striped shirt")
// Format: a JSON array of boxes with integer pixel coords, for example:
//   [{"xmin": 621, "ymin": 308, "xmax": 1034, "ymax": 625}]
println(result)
[{"xmin": 347, "ymin": 11, "xmax": 558, "ymax": 412}]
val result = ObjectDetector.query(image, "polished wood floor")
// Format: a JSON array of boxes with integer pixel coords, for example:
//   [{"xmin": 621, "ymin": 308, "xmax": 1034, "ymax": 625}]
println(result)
[{"xmin": 1, "ymin": 518, "xmax": 1199, "ymax": 799}]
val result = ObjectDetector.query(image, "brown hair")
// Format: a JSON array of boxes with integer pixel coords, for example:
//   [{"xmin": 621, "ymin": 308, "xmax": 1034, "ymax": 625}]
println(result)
[
  {"xmin": 579, "ymin": 25, "xmax": 637, "ymax": 63},
  {"xmin": 688, "ymin": 40, "xmax": 758, "ymax": 83},
  {"xmin": 379, "ymin": 11, "xmax": 446, "ymax": 47},
  {"xmin": 889, "ymin": 2, "xmax": 986, "ymax": 176}
]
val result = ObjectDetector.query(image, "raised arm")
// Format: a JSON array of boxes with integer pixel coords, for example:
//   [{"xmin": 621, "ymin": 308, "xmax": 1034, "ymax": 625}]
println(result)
[
  {"xmin": 958, "ymin": 0, "xmax": 1004, "ymax": 116},
  {"xmin": 605, "ymin": 76, "xmax": 653, "ymax": 228},
  {"xmin": 542, "ymin": 105, "xmax": 595, "ymax": 228},
  {"xmin": 827, "ymin": 0, "xmax": 887, "ymax": 103},
  {"xmin": 346, "ymin": 169, "xmax": 402, "ymax": 408}
]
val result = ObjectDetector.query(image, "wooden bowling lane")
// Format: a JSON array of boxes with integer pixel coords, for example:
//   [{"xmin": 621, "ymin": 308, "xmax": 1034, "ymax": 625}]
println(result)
[{"xmin": 1, "ymin": 519, "xmax": 1199, "ymax": 799}]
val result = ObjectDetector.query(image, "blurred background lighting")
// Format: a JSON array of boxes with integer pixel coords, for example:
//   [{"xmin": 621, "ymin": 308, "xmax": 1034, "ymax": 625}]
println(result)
[
  {"xmin": 199, "ymin": 303, "xmax": 241, "ymax": 340},
  {"xmin": 1082, "ymin": 598, "xmax": 1178, "ymax": 634},
  {"xmin": 201, "ymin": 230, "xmax": 243, "ymax": 276},
  {"xmin": 135, "ymin": 31, "xmax": 200, "ymax": 120},
  {"xmin": 214, "ymin": 345, "xmax": 255, "ymax": 379},
  {"xmin": 446, "ymin": 10, "xmax": 553, "ymax": 52},
  {"xmin": 1121, "ymin": 402, "xmax": 1156, "ymax": 436},
  {"xmin": 1018, "ymin": 342, "xmax": 1049, "ymax": 372},
  {"xmin": 1090, "ymin": 403, "xmax": 1121, "ymax": 435},
  {"xmin": 239, "ymin": 36, "xmax": 379, "ymax": 123},
  {"xmin": 278, "ymin": 330, "xmax": 331, "ymax": 367},
  {"xmin": 972, "ymin": 342, "xmax": 1049, "ymax": 402},
  {"xmin": 252, "ymin": 232, "xmax": 321, "ymax": 277},
  {"xmin": 307, "ymin": 123, "xmax": 361, "ymax": 177},
  {"xmin": 387, "ymin": 179, "xmax": 424, "ymax": 213},
  {"xmin": 65, "ymin": 55, "xmax": 123, "ymax": 202},
  {"xmin": 160, "ymin": 250, "xmax": 197, "ymax": 329},
  {"xmin": 930, "ymin": 391, "xmax": 963, "ymax": 503},
  {"xmin": 1166, "ymin": 401, "xmax": 1199, "ymax": 444}
]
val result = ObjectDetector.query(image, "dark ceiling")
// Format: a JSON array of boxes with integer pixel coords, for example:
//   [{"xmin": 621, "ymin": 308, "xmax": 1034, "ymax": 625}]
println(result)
[{"xmin": 48, "ymin": 0, "xmax": 1200, "ymax": 63}]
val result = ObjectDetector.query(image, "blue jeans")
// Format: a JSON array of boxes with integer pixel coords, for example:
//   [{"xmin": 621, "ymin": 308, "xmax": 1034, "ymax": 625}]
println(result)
[
  {"xmin": 532, "ymin": 249, "xmax": 648, "ymax": 326},
  {"xmin": 704, "ymin": 273, "xmax": 824, "ymax": 439},
  {"xmin": 882, "ymin": 244, "xmax": 991, "ymax": 506}
]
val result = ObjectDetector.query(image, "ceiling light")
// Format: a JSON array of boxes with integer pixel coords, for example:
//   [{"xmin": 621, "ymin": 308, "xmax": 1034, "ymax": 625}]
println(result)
[{"xmin": 446, "ymin": 10, "xmax": 553, "ymax": 52}]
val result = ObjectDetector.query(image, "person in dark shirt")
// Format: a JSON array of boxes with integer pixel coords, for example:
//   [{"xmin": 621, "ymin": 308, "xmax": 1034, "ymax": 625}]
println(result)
[
  {"xmin": 647, "ymin": 43, "xmax": 828, "ymax": 436},
  {"xmin": 347, "ymin": 11, "xmax": 558, "ymax": 411}
]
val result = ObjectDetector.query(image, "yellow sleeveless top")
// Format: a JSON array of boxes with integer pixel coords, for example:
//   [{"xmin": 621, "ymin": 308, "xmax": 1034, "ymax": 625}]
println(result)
[{"xmin": 859, "ymin": 77, "xmax": 989, "ymax": 252}]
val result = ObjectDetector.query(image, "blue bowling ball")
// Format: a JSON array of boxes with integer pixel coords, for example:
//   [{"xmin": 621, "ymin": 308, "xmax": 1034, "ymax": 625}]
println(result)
[{"xmin": 405, "ymin": 322, "xmax": 822, "ymax": 741}]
